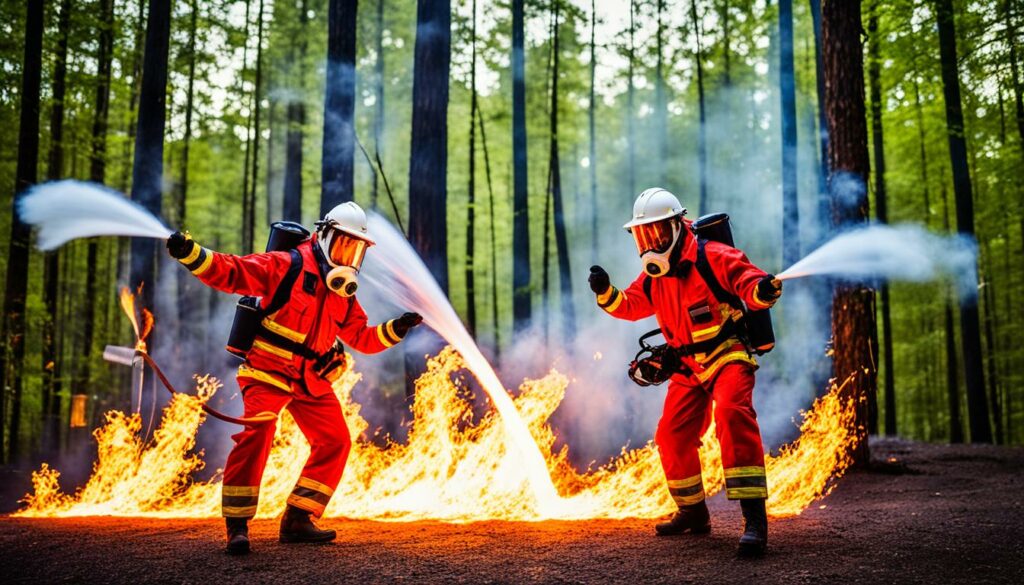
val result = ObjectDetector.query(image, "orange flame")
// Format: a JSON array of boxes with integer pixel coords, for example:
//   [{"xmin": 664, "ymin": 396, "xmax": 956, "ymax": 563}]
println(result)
[
  {"xmin": 118, "ymin": 286, "xmax": 153, "ymax": 350},
  {"xmin": 18, "ymin": 348, "xmax": 858, "ymax": 521}
]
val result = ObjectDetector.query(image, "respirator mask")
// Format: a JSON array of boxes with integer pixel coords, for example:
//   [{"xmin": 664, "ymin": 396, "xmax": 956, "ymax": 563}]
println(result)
[
  {"xmin": 630, "ymin": 218, "xmax": 681, "ymax": 278},
  {"xmin": 320, "ymin": 229, "xmax": 369, "ymax": 297}
]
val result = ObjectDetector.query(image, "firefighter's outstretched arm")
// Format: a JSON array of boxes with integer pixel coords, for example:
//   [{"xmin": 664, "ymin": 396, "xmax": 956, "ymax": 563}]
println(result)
[
  {"xmin": 166, "ymin": 231, "xmax": 290, "ymax": 298},
  {"xmin": 337, "ymin": 297, "xmax": 422, "ymax": 354},
  {"xmin": 706, "ymin": 243, "xmax": 782, "ymax": 310},
  {"xmin": 589, "ymin": 266, "xmax": 655, "ymax": 321}
]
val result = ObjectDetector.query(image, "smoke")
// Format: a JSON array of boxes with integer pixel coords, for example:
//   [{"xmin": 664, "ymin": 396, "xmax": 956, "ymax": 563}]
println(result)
[
  {"xmin": 779, "ymin": 223, "xmax": 979, "ymax": 298},
  {"xmin": 18, "ymin": 180, "xmax": 173, "ymax": 250}
]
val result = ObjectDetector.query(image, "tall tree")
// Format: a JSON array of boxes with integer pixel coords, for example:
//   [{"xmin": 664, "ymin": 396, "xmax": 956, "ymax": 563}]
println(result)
[
  {"xmin": 809, "ymin": 0, "xmax": 830, "ymax": 238},
  {"xmin": 373, "ymin": 0, "xmax": 386, "ymax": 209},
  {"xmin": 719, "ymin": 0, "xmax": 731, "ymax": 85},
  {"xmin": 822, "ymin": 0, "xmax": 877, "ymax": 467},
  {"xmin": 547, "ymin": 1, "xmax": 575, "ymax": 341},
  {"xmin": 867, "ymin": 1, "xmax": 894, "ymax": 437},
  {"xmin": 240, "ymin": 0, "xmax": 255, "ymax": 252},
  {"xmin": 320, "ymin": 0, "xmax": 359, "ymax": 215},
  {"xmin": 589, "ymin": 0, "xmax": 598, "ymax": 261},
  {"xmin": 690, "ymin": 0, "xmax": 708, "ymax": 214},
  {"xmin": 179, "ymin": 0, "xmax": 198, "ymax": 227},
  {"xmin": 779, "ymin": 0, "xmax": 799, "ymax": 267},
  {"xmin": 248, "ymin": 0, "xmax": 266, "ymax": 241},
  {"xmin": 408, "ymin": 0, "xmax": 450, "ymax": 290},
  {"xmin": 2, "ymin": 0, "xmax": 44, "ymax": 463},
  {"xmin": 511, "ymin": 0, "xmax": 531, "ymax": 332},
  {"xmin": 626, "ymin": 0, "xmax": 636, "ymax": 196},
  {"xmin": 934, "ymin": 0, "xmax": 991, "ymax": 443},
  {"xmin": 478, "ymin": 105, "xmax": 500, "ymax": 359},
  {"xmin": 654, "ymin": 0, "xmax": 667, "ymax": 184},
  {"xmin": 129, "ymin": 0, "xmax": 172, "ymax": 317},
  {"xmin": 283, "ymin": 0, "xmax": 309, "ymax": 223},
  {"xmin": 41, "ymin": 0, "xmax": 74, "ymax": 453},
  {"xmin": 466, "ymin": 0, "xmax": 478, "ymax": 337}
]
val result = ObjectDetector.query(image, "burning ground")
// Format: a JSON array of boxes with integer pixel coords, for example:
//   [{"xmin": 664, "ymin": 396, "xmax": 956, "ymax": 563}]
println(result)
[{"xmin": 1, "ymin": 439, "xmax": 1022, "ymax": 583}]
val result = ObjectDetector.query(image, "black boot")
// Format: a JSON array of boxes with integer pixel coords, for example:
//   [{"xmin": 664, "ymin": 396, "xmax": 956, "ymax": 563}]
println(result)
[
  {"xmin": 738, "ymin": 498, "xmax": 768, "ymax": 557},
  {"xmin": 279, "ymin": 505, "xmax": 337, "ymax": 544},
  {"xmin": 655, "ymin": 500, "xmax": 711, "ymax": 536},
  {"xmin": 225, "ymin": 517, "xmax": 251, "ymax": 555}
]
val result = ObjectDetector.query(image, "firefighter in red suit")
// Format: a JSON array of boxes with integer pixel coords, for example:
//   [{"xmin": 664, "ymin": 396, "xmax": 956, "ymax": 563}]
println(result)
[
  {"xmin": 167, "ymin": 202, "xmax": 422, "ymax": 555},
  {"xmin": 589, "ymin": 188, "xmax": 782, "ymax": 556}
]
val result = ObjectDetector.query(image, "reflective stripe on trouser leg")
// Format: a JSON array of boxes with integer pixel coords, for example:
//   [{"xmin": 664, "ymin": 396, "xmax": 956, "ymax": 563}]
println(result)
[
  {"xmin": 709, "ymin": 362, "xmax": 767, "ymax": 499},
  {"xmin": 284, "ymin": 390, "xmax": 351, "ymax": 517},
  {"xmin": 222, "ymin": 485, "xmax": 259, "ymax": 518},
  {"xmin": 667, "ymin": 474, "xmax": 705, "ymax": 506}
]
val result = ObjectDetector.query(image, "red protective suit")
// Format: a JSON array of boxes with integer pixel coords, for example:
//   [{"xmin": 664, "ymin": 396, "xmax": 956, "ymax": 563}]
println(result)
[
  {"xmin": 178, "ymin": 239, "xmax": 404, "ymax": 518},
  {"xmin": 597, "ymin": 226, "xmax": 775, "ymax": 505}
]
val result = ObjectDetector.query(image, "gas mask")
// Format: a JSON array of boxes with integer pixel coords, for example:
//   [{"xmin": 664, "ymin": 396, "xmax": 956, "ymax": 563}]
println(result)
[
  {"xmin": 630, "ymin": 218, "xmax": 682, "ymax": 278},
  {"xmin": 318, "ymin": 228, "xmax": 370, "ymax": 297}
]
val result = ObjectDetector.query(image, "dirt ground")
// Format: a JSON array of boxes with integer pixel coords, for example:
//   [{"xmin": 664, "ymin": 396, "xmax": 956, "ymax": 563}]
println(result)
[{"xmin": 0, "ymin": 438, "xmax": 1022, "ymax": 584}]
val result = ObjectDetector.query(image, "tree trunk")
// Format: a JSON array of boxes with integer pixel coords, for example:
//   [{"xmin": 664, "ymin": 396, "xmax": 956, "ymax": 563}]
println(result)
[
  {"xmin": 321, "ymin": 0, "xmax": 359, "ymax": 214},
  {"xmin": 690, "ymin": 0, "xmax": 709, "ymax": 215},
  {"xmin": 512, "ymin": 0, "xmax": 531, "ymax": 333},
  {"xmin": 41, "ymin": 0, "xmax": 73, "ymax": 454},
  {"xmin": 868, "ymin": 2, "xmax": 893, "ymax": 437},
  {"xmin": 240, "ymin": 0, "xmax": 254, "ymax": 252},
  {"xmin": 373, "ymin": 0, "xmax": 386, "ymax": 209},
  {"xmin": 1004, "ymin": 0, "xmax": 1024, "ymax": 160},
  {"xmin": 283, "ymin": 0, "xmax": 308, "ymax": 223},
  {"xmin": 720, "ymin": 0, "xmax": 731, "ymax": 86},
  {"xmin": 655, "ymin": 0, "xmax": 667, "ymax": 184},
  {"xmin": 176, "ymin": 0, "xmax": 199, "ymax": 376},
  {"xmin": 0, "ymin": 0, "xmax": 44, "ymax": 463},
  {"xmin": 465, "ymin": 0, "xmax": 478, "ymax": 337},
  {"xmin": 809, "ymin": 0, "xmax": 830, "ymax": 238},
  {"xmin": 779, "ymin": 0, "xmax": 799, "ymax": 266},
  {"xmin": 822, "ymin": 0, "xmax": 877, "ymax": 467},
  {"xmin": 547, "ymin": 2, "xmax": 575, "ymax": 341},
  {"xmin": 478, "ymin": 105, "xmax": 500, "ymax": 360},
  {"xmin": 129, "ymin": 0, "xmax": 172, "ymax": 318},
  {"xmin": 248, "ymin": 0, "xmax": 266, "ymax": 239},
  {"xmin": 980, "ymin": 242, "xmax": 1003, "ymax": 444},
  {"xmin": 627, "ymin": 0, "xmax": 636, "ymax": 197},
  {"xmin": 933, "ymin": 0, "xmax": 991, "ymax": 443},
  {"xmin": 589, "ymin": 0, "xmax": 597, "ymax": 262}
]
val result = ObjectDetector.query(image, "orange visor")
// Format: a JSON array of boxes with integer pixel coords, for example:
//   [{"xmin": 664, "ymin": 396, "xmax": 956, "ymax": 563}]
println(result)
[
  {"xmin": 630, "ymin": 218, "xmax": 676, "ymax": 255},
  {"xmin": 328, "ymin": 232, "xmax": 369, "ymax": 269}
]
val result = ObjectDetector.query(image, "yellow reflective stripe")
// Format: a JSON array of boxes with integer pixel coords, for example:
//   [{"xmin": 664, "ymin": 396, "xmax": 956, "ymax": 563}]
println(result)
[
  {"xmin": 222, "ymin": 505, "xmax": 258, "ymax": 517},
  {"xmin": 666, "ymin": 474, "xmax": 702, "ymax": 490},
  {"xmin": 726, "ymin": 486, "xmax": 768, "ymax": 499},
  {"xmin": 386, "ymin": 319, "xmax": 401, "ymax": 341},
  {"xmin": 296, "ymin": 476, "xmax": 335, "ymax": 497},
  {"xmin": 222, "ymin": 485, "xmax": 259, "ymax": 497},
  {"xmin": 261, "ymin": 317, "xmax": 306, "ymax": 343},
  {"xmin": 252, "ymin": 339, "xmax": 293, "ymax": 360},
  {"xmin": 376, "ymin": 324, "xmax": 395, "ymax": 348},
  {"xmin": 691, "ymin": 323, "xmax": 722, "ymax": 342},
  {"xmin": 287, "ymin": 494, "xmax": 326, "ymax": 514},
  {"xmin": 724, "ymin": 466, "xmax": 766, "ymax": 479},
  {"xmin": 673, "ymin": 490, "xmax": 706, "ymax": 506},
  {"xmin": 605, "ymin": 290, "xmax": 625, "ymax": 313},
  {"xmin": 695, "ymin": 351, "xmax": 757, "ymax": 384},
  {"xmin": 180, "ymin": 242, "xmax": 202, "ymax": 265},
  {"xmin": 596, "ymin": 287, "xmax": 614, "ymax": 305},
  {"xmin": 749, "ymin": 288, "xmax": 773, "ymax": 310},
  {"xmin": 237, "ymin": 364, "xmax": 292, "ymax": 393},
  {"xmin": 192, "ymin": 249, "xmax": 214, "ymax": 275}
]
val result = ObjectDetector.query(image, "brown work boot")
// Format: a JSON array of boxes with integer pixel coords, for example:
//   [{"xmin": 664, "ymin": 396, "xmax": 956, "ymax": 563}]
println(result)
[
  {"xmin": 279, "ymin": 505, "xmax": 337, "ymax": 544},
  {"xmin": 225, "ymin": 517, "xmax": 251, "ymax": 555},
  {"xmin": 737, "ymin": 498, "xmax": 768, "ymax": 557},
  {"xmin": 655, "ymin": 500, "xmax": 711, "ymax": 536}
]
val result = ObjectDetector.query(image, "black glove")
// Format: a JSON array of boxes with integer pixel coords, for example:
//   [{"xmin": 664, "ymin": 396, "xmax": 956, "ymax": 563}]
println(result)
[
  {"xmin": 589, "ymin": 265, "xmax": 611, "ymax": 295},
  {"xmin": 166, "ymin": 231, "xmax": 196, "ymax": 259},
  {"xmin": 392, "ymin": 312, "xmax": 423, "ymax": 338},
  {"xmin": 756, "ymin": 274, "xmax": 782, "ymax": 305}
]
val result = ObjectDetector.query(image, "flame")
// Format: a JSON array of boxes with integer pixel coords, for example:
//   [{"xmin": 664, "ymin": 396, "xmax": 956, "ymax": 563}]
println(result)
[
  {"xmin": 18, "ymin": 348, "xmax": 857, "ymax": 521},
  {"xmin": 118, "ymin": 286, "xmax": 153, "ymax": 350}
]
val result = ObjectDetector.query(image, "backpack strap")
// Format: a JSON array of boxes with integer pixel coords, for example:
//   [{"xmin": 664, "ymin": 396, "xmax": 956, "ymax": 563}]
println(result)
[
  {"xmin": 642, "ymin": 274, "xmax": 653, "ymax": 303},
  {"xmin": 695, "ymin": 239, "xmax": 743, "ymax": 313},
  {"xmin": 264, "ymin": 249, "xmax": 303, "ymax": 316}
]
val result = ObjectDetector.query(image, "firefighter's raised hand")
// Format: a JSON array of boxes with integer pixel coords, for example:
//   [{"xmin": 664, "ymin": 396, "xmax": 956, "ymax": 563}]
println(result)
[
  {"xmin": 166, "ymin": 231, "xmax": 196, "ymax": 259},
  {"xmin": 392, "ymin": 312, "xmax": 424, "ymax": 338},
  {"xmin": 756, "ymin": 275, "xmax": 782, "ymax": 307},
  {"xmin": 589, "ymin": 265, "xmax": 611, "ymax": 295}
]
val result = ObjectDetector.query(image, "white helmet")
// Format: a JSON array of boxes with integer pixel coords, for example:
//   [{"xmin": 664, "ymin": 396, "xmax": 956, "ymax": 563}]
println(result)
[
  {"xmin": 317, "ymin": 201, "xmax": 375, "ymax": 296},
  {"xmin": 624, "ymin": 188, "xmax": 687, "ymax": 278}
]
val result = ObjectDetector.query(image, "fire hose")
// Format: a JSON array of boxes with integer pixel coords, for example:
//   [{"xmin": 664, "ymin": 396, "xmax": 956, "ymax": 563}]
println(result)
[{"xmin": 134, "ymin": 349, "xmax": 276, "ymax": 427}]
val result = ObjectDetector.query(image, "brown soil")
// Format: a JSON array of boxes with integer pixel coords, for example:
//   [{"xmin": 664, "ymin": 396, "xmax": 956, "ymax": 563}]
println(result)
[{"xmin": 1, "ymin": 438, "xmax": 1022, "ymax": 584}]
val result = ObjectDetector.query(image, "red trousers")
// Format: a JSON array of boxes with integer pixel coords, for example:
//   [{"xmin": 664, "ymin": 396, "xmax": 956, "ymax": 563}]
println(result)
[
  {"xmin": 655, "ymin": 362, "xmax": 767, "ymax": 507},
  {"xmin": 221, "ymin": 382, "xmax": 351, "ymax": 519}
]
